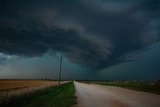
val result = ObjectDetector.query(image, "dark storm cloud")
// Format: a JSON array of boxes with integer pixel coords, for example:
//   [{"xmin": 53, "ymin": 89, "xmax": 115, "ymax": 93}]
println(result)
[
  {"xmin": 0, "ymin": 0, "xmax": 160, "ymax": 70},
  {"xmin": 100, "ymin": 42, "xmax": 160, "ymax": 80}
]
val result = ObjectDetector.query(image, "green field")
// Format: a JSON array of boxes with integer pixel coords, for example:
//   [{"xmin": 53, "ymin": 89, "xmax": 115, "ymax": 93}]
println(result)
[
  {"xmin": 93, "ymin": 81, "xmax": 160, "ymax": 95},
  {"xmin": 0, "ymin": 82, "xmax": 76, "ymax": 107}
]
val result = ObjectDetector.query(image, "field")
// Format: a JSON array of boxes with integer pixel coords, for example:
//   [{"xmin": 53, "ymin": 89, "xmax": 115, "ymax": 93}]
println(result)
[
  {"xmin": 0, "ymin": 80, "xmax": 58, "ymax": 89},
  {"xmin": 1, "ymin": 80, "xmax": 159, "ymax": 107},
  {"xmin": 90, "ymin": 81, "xmax": 160, "ymax": 95},
  {"xmin": 0, "ymin": 80, "xmax": 76, "ymax": 107},
  {"xmin": 0, "ymin": 80, "xmax": 60, "ymax": 96}
]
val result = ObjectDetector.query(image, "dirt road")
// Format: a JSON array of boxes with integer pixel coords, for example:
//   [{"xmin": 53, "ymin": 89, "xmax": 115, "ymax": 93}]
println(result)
[{"xmin": 74, "ymin": 82, "xmax": 160, "ymax": 107}]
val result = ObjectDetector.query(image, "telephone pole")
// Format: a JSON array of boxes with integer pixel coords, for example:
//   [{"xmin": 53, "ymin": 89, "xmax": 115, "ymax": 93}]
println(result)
[
  {"xmin": 58, "ymin": 56, "xmax": 63, "ymax": 85},
  {"xmin": 69, "ymin": 71, "xmax": 71, "ymax": 81}
]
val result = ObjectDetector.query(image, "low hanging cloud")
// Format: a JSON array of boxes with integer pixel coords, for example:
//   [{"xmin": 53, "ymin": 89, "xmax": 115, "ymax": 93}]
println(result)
[
  {"xmin": 0, "ymin": 26, "xmax": 113, "ymax": 69},
  {"xmin": 0, "ymin": 0, "xmax": 160, "ymax": 70}
]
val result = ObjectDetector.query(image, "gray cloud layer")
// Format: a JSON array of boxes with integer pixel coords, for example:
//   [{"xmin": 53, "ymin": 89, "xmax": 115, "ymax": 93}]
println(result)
[{"xmin": 0, "ymin": 0, "xmax": 160, "ymax": 70}]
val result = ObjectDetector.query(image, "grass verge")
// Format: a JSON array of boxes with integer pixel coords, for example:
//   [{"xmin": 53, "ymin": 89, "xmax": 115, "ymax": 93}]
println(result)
[{"xmin": 0, "ymin": 82, "xmax": 77, "ymax": 107}]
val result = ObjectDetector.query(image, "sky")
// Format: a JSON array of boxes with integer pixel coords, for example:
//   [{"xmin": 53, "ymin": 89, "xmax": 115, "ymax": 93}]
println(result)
[{"xmin": 0, "ymin": 0, "xmax": 160, "ymax": 80}]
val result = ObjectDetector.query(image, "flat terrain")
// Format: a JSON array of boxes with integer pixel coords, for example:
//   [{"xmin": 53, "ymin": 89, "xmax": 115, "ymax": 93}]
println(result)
[
  {"xmin": 94, "ymin": 81, "xmax": 160, "ymax": 95},
  {"xmin": 0, "ymin": 80, "xmax": 58, "ymax": 89},
  {"xmin": 75, "ymin": 82, "xmax": 160, "ymax": 107},
  {"xmin": 0, "ymin": 80, "xmax": 59, "ymax": 95},
  {"xmin": 0, "ymin": 82, "xmax": 76, "ymax": 107}
]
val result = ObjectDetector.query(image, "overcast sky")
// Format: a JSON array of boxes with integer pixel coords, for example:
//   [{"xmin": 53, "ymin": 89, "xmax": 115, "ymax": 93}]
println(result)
[{"xmin": 0, "ymin": 0, "xmax": 160, "ymax": 80}]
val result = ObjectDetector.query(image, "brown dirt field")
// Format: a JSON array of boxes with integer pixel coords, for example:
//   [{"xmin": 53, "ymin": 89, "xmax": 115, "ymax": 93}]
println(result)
[
  {"xmin": 0, "ymin": 80, "xmax": 58, "ymax": 90},
  {"xmin": 0, "ymin": 80, "xmax": 65, "ymax": 96}
]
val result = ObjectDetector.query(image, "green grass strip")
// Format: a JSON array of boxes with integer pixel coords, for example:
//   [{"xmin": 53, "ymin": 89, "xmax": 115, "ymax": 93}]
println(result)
[{"xmin": 0, "ymin": 82, "xmax": 77, "ymax": 107}]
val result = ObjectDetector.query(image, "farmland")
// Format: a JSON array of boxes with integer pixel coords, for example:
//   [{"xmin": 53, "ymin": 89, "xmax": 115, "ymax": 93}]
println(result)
[
  {"xmin": 0, "ymin": 80, "xmax": 60, "ymax": 96},
  {"xmin": 0, "ymin": 80, "xmax": 76, "ymax": 107},
  {"xmin": 0, "ymin": 80, "xmax": 160, "ymax": 107}
]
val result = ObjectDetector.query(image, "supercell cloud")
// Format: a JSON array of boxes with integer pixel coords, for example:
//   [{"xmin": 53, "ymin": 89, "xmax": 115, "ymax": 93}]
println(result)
[{"xmin": 0, "ymin": 0, "xmax": 160, "ymax": 79}]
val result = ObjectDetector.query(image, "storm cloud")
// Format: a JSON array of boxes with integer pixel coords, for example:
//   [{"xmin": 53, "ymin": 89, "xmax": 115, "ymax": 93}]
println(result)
[{"xmin": 0, "ymin": 0, "xmax": 160, "ymax": 71}]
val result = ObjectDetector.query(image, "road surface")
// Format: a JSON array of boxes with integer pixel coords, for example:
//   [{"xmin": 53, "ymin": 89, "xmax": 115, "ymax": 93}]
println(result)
[{"xmin": 74, "ymin": 82, "xmax": 160, "ymax": 107}]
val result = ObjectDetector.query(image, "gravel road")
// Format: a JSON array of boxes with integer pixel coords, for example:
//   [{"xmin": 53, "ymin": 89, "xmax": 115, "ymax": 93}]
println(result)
[{"xmin": 74, "ymin": 82, "xmax": 160, "ymax": 107}]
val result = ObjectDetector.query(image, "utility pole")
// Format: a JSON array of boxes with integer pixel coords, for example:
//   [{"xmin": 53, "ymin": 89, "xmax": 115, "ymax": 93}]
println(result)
[
  {"xmin": 59, "ymin": 56, "xmax": 63, "ymax": 85},
  {"xmin": 69, "ymin": 71, "xmax": 71, "ymax": 81}
]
